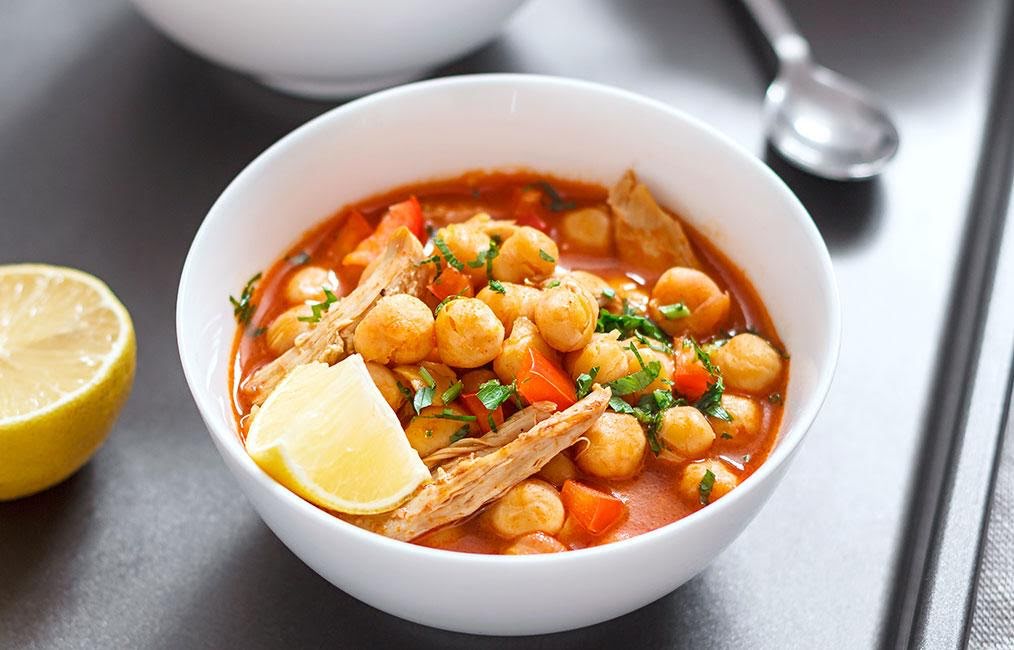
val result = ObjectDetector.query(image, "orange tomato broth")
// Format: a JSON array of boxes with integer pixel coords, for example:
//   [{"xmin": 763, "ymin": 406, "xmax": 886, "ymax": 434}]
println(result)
[{"xmin": 229, "ymin": 170, "xmax": 788, "ymax": 554}]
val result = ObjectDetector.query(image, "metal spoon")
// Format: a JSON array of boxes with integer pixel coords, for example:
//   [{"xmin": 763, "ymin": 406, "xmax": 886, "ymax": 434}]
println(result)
[{"xmin": 741, "ymin": 0, "xmax": 899, "ymax": 180}]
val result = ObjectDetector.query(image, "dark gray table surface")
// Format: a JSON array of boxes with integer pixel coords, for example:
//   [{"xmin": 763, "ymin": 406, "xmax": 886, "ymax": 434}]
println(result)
[{"xmin": 2, "ymin": 1, "xmax": 1012, "ymax": 648}]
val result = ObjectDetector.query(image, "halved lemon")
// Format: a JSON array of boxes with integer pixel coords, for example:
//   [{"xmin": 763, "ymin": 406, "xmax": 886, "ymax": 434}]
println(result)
[
  {"xmin": 246, "ymin": 355, "xmax": 429, "ymax": 514},
  {"xmin": 0, "ymin": 264, "xmax": 136, "ymax": 500}
]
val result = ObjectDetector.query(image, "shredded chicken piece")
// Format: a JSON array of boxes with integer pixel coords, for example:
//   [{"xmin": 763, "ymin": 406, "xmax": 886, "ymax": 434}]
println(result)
[
  {"xmin": 242, "ymin": 228, "xmax": 433, "ymax": 405},
  {"xmin": 608, "ymin": 170, "xmax": 700, "ymax": 272},
  {"xmin": 421, "ymin": 402, "xmax": 556, "ymax": 469},
  {"xmin": 355, "ymin": 388, "xmax": 610, "ymax": 541}
]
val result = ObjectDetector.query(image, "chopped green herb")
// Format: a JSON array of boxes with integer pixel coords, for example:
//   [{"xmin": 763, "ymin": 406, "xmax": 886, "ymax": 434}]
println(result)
[
  {"xmin": 743, "ymin": 454, "xmax": 752, "ymax": 463},
  {"xmin": 720, "ymin": 432, "xmax": 733, "ymax": 440},
  {"xmin": 424, "ymin": 429, "xmax": 434, "ymax": 438},
  {"xmin": 418, "ymin": 366, "xmax": 436, "ymax": 389},
  {"xmin": 535, "ymin": 181, "xmax": 577, "ymax": 212},
  {"xmin": 658, "ymin": 303, "xmax": 691, "ymax": 320},
  {"xmin": 608, "ymin": 395, "xmax": 637, "ymax": 415},
  {"xmin": 423, "ymin": 409, "xmax": 478, "ymax": 423},
  {"xmin": 476, "ymin": 379, "xmax": 516, "ymax": 410},
  {"xmin": 597, "ymin": 303, "xmax": 672, "ymax": 350},
  {"xmin": 698, "ymin": 469, "xmax": 716, "ymax": 504},
  {"xmin": 546, "ymin": 280, "xmax": 561, "ymax": 289},
  {"xmin": 601, "ymin": 287, "xmax": 617, "ymax": 300},
  {"xmin": 449, "ymin": 425, "xmax": 471, "ymax": 443},
  {"xmin": 433, "ymin": 236, "xmax": 464, "ymax": 271},
  {"xmin": 413, "ymin": 386, "xmax": 434, "ymax": 414},
  {"xmin": 768, "ymin": 392, "xmax": 783, "ymax": 405},
  {"xmin": 248, "ymin": 326, "xmax": 267, "ymax": 338},
  {"xmin": 441, "ymin": 381, "xmax": 463, "ymax": 404},
  {"xmin": 696, "ymin": 376, "xmax": 732, "ymax": 422},
  {"xmin": 229, "ymin": 272, "xmax": 262, "ymax": 325},
  {"xmin": 297, "ymin": 288, "xmax": 339, "ymax": 323},
  {"xmin": 467, "ymin": 239, "xmax": 499, "ymax": 278},
  {"xmin": 417, "ymin": 254, "xmax": 444, "ymax": 281},
  {"xmin": 287, "ymin": 251, "xmax": 311, "ymax": 266},
  {"xmin": 396, "ymin": 382, "xmax": 413, "ymax": 400},
  {"xmin": 488, "ymin": 279, "xmax": 507, "ymax": 294},
  {"xmin": 575, "ymin": 367, "xmax": 599, "ymax": 399},
  {"xmin": 538, "ymin": 248, "xmax": 556, "ymax": 263},
  {"xmin": 607, "ymin": 359, "xmax": 661, "ymax": 396},
  {"xmin": 688, "ymin": 336, "xmax": 719, "ymax": 376},
  {"xmin": 487, "ymin": 414, "xmax": 498, "ymax": 431}
]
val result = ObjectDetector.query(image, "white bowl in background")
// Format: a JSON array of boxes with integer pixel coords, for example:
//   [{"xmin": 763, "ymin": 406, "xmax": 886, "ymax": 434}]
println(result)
[
  {"xmin": 130, "ymin": 0, "xmax": 529, "ymax": 98},
  {"xmin": 176, "ymin": 75, "xmax": 840, "ymax": 635}
]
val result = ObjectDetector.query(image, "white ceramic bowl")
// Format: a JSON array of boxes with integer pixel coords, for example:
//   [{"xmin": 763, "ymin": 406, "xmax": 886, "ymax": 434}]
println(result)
[
  {"xmin": 130, "ymin": 0, "xmax": 529, "ymax": 98},
  {"xmin": 177, "ymin": 75, "xmax": 840, "ymax": 635}
]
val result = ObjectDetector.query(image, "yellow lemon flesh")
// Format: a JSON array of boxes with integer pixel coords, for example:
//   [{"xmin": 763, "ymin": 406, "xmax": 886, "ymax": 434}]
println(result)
[
  {"xmin": 0, "ymin": 264, "xmax": 136, "ymax": 500},
  {"xmin": 246, "ymin": 355, "xmax": 429, "ymax": 514}
]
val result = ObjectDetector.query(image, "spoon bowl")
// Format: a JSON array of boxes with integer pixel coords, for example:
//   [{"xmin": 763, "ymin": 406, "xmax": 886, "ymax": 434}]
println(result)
[{"xmin": 766, "ymin": 62, "xmax": 900, "ymax": 180}]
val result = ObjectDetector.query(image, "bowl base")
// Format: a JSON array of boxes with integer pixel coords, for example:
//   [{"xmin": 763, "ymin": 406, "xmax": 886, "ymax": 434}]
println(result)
[{"xmin": 257, "ymin": 70, "xmax": 431, "ymax": 99}]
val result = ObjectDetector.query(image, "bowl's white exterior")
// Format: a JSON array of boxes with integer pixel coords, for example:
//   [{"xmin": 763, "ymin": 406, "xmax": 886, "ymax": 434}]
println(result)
[
  {"xmin": 177, "ymin": 75, "xmax": 840, "ymax": 635},
  {"xmin": 130, "ymin": 0, "xmax": 528, "ymax": 98}
]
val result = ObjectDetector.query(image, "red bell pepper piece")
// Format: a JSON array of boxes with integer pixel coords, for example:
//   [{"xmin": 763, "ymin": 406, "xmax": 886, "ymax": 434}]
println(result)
[
  {"xmin": 427, "ymin": 267, "xmax": 474, "ymax": 301},
  {"xmin": 343, "ymin": 196, "xmax": 426, "ymax": 269},
  {"xmin": 561, "ymin": 480, "xmax": 626, "ymax": 535},
  {"xmin": 461, "ymin": 393, "xmax": 505, "ymax": 433},
  {"xmin": 516, "ymin": 348, "xmax": 577, "ymax": 411}
]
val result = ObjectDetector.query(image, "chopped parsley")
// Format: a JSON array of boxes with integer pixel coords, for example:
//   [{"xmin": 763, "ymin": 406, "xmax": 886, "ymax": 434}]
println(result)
[
  {"xmin": 297, "ymin": 288, "xmax": 339, "ymax": 323},
  {"xmin": 434, "ymin": 290, "xmax": 467, "ymax": 314},
  {"xmin": 575, "ymin": 367, "xmax": 599, "ymax": 399},
  {"xmin": 658, "ymin": 303, "xmax": 691, "ymax": 320},
  {"xmin": 441, "ymin": 381, "xmax": 463, "ymax": 404},
  {"xmin": 287, "ymin": 251, "xmax": 311, "ymax": 266},
  {"xmin": 488, "ymin": 279, "xmax": 506, "ymax": 294},
  {"xmin": 698, "ymin": 469, "xmax": 716, "ymax": 504},
  {"xmin": 424, "ymin": 429, "xmax": 434, "ymax": 438},
  {"xmin": 535, "ymin": 181, "xmax": 577, "ymax": 212},
  {"xmin": 476, "ymin": 379, "xmax": 516, "ymax": 410},
  {"xmin": 546, "ymin": 280, "xmax": 561, "ymax": 289},
  {"xmin": 433, "ymin": 236, "xmax": 464, "ymax": 271},
  {"xmin": 418, "ymin": 367, "xmax": 436, "ymax": 388},
  {"xmin": 687, "ymin": 337, "xmax": 732, "ymax": 422},
  {"xmin": 229, "ymin": 272, "xmax": 261, "ymax": 325},
  {"xmin": 606, "ymin": 344, "xmax": 661, "ymax": 396},
  {"xmin": 601, "ymin": 287, "xmax": 617, "ymax": 300},
  {"xmin": 396, "ymin": 382, "xmax": 413, "ymax": 400},
  {"xmin": 606, "ymin": 388, "xmax": 685, "ymax": 455},
  {"xmin": 597, "ymin": 303, "xmax": 672, "ymax": 350},
  {"xmin": 720, "ymin": 432, "xmax": 733, "ymax": 440},
  {"xmin": 538, "ymin": 248, "xmax": 556, "ymax": 263},
  {"xmin": 422, "ymin": 409, "xmax": 478, "ymax": 423},
  {"xmin": 417, "ymin": 254, "xmax": 444, "ymax": 281},
  {"xmin": 249, "ymin": 326, "xmax": 267, "ymax": 338},
  {"xmin": 449, "ymin": 425, "xmax": 471, "ymax": 444},
  {"xmin": 487, "ymin": 414, "xmax": 498, "ymax": 431}
]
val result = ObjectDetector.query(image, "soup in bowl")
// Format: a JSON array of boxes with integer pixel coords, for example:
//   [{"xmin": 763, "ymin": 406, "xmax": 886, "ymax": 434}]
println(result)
[{"xmin": 177, "ymin": 75, "xmax": 839, "ymax": 635}]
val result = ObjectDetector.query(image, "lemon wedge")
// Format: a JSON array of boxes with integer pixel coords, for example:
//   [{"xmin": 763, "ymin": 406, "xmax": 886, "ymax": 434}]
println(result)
[
  {"xmin": 246, "ymin": 355, "xmax": 429, "ymax": 514},
  {"xmin": 0, "ymin": 264, "xmax": 136, "ymax": 500}
]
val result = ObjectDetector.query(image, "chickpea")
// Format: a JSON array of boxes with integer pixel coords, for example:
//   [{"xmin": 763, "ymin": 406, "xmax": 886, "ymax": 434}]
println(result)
[
  {"xmin": 659, "ymin": 406, "xmax": 715, "ymax": 460},
  {"xmin": 265, "ymin": 305, "xmax": 313, "ymax": 356},
  {"xmin": 284, "ymin": 265, "xmax": 339, "ymax": 304},
  {"xmin": 709, "ymin": 394, "xmax": 762, "ymax": 441},
  {"xmin": 461, "ymin": 368, "xmax": 497, "ymax": 394},
  {"xmin": 477, "ymin": 282, "xmax": 541, "ymax": 335},
  {"xmin": 711, "ymin": 333, "xmax": 784, "ymax": 394},
  {"xmin": 560, "ymin": 207, "xmax": 613, "ymax": 255},
  {"xmin": 575, "ymin": 412, "xmax": 646, "ymax": 479},
  {"xmin": 435, "ymin": 298, "xmax": 505, "ymax": 368},
  {"xmin": 503, "ymin": 531, "xmax": 567, "ymax": 555},
  {"xmin": 353, "ymin": 294, "xmax": 435, "ymax": 365},
  {"xmin": 486, "ymin": 479, "xmax": 565, "ymax": 538},
  {"xmin": 491, "ymin": 226, "xmax": 558, "ymax": 283},
  {"xmin": 565, "ymin": 331, "xmax": 630, "ymax": 383},
  {"xmin": 404, "ymin": 405, "xmax": 478, "ymax": 457},
  {"xmin": 649, "ymin": 267, "xmax": 730, "ymax": 337},
  {"xmin": 534, "ymin": 284, "xmax": 599, "ymax": 352},
  {"xmin": 493, "ymin": 317, "xmax": 559, "ymax": 384},
  {"xmin": 436, "ymin": 222, "xmax": 492, "ymax": 280},
  {"xmin": 679, "ymin": 460, "xmax": 738, "ymax": 504},
  {"xmin": 559, "ymin": 271, "xmax": 617, "ymax": 308},
  {"xmin": 538, "ymin": 452, "xmax": 579, "ymax": 488},
  {"xmin": 626, "ymin": 345, "xmax": 675, "ymax": 399},
  {"xmin": 466, "ymin": 212, "xmax": 518, "ymax": 242},
  {"xmin": 366, "ymin": 362, "xmax": 406, "ymax": 411}
]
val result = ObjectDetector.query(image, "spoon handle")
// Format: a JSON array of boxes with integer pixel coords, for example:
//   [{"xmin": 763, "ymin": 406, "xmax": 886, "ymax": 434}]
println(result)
[{"xmin": 740, "ymin": 0, "xmax": 811, "ymax": 65}]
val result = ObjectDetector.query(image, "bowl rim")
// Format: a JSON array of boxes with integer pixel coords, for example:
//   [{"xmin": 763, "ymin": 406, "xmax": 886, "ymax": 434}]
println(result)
[{"xmin": 176, "ymin": 72, "xmax": 842, "ymax": 565}]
